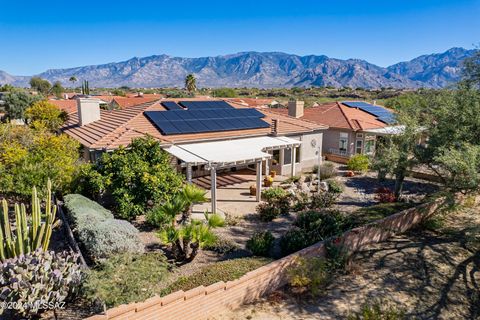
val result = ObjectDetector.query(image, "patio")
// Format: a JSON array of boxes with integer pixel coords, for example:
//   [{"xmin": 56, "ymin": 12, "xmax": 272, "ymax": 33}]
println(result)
[{"xmin": 192, "ymin": 170, "xmax": 288, "ymax": 218}]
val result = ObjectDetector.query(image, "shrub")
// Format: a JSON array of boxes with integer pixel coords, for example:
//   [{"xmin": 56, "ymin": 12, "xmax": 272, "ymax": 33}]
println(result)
[
  {"xmin": 204, "ymin": 235, "xmax": 239, "ymax": 254},
  {"xmin": 25, "ymin": 100, "xmax": 67, "ymax": 131},
  {"xmin": 287, "ymin": 257, "xmax": 330, "ymax": 296},
  {"xmin": 347, "ymin": 154, "xmax": 370, "ymax": 173},
  {"xmin": 76, "ymin": 137, "xmax": 184, "ymax": 220},
  {"xmin": 0, "ymin": 250, "xmax": 82, "ymax": 318},
  {"xmin": 246, "ymin": 231, "xmax": 275, "ymax": 257},
  {"xmin": 82, "ymin": 253, "xmax": 169, "ymax": 308},
  {"xmin": 279, "ymin": 227, "xmax": 310, "ymax": 255},
  {"xmin": 326, "ymin": 179, "xmax": 344, "ymax": 194},
  {"xmin": 165, "ymin": 257, "xmax": 272, "ymax": 294},
  {"xmin": 63, "ymin": 194, "xmax": 144, "ymax": 262},
  {"xmin": 257, "ymin": 187, "xmax": 291, "ymax": 221},
  {"xmin": 280, "ymin": 210, "xmax": 351, "ymax": 256},
  {"xmin": 347, "ymin": 301, "xmax": 406, "ymax": 320},
  {"xmin": 291, "ymin": 191, "xmax": 310, "ymax": 212},
  {"xmin": 313, "ymin": 162, "xmax": 337, "ymax": 180},
  {"xmin": 0, "ymin": 123, "xmax": 80, "ymax": 198},
  {"xmin": 310, "ymin": 191, "xmax": 339, "ymax": 209},
  {"xmin": 375, "ymin": 187, "xmax": 396, "ymax": 203},
  {"xmin": 78, "ymin": 219, "xmax": 145, "ymax": 261},
  {"xmin": 261, "ymin": 187, "xmax": 287, "ymax": 202}
]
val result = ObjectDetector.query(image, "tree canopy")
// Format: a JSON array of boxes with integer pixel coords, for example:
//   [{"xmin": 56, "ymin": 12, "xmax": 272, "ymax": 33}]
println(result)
[
  {"xmin": 29, "ymin": 77, "xmax": 51, "ymax": 95},
  {"xmin": 2, "ymin": 90, "xmax": 42, "ymax": 120},
  {"xmin": 76, "ymin": 136, "xmax": 184, "ymax": 220},
  {"xmin": 25, "ymin": 100, "xmax": 68, "ymax": 131},
  {"xmin": 185, "ymin": 74, "xmax": 197, "ymax": 92}
]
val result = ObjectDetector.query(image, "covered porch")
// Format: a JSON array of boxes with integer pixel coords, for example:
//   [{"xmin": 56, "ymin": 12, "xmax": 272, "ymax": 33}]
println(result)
[{"xmin": 164, "ymin": 136, "xmax": 302, "ymax": 214}]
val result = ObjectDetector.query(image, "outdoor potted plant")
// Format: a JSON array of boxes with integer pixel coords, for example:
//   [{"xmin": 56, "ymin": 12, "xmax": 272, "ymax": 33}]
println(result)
[
  {"xmin": 346, "ymin": 170, "xmax": 355, "ymax": 177},
  {"xmin": 270, "ymin": 170, "xmax": 276, "ymax": 178},
  {"xmin": 264, "ymin": 175, "xmax": 274, "ymax": 187},
  {"xmin": 250, "ymin": 185, "xmax": 257, "ymax": 196}
]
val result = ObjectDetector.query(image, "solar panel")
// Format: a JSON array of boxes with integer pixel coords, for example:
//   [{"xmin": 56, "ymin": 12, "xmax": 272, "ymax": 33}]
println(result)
[
  {"xmin": 342, "ymin": 101, "xmax": 396, "ymax": 124},
  {"xmin": 144, "ymin": 107, "xmax": 270, "ymax": 135},
  {"xmin": 161, "ymin": 101, "xmax": 183, "ymax": 110},
  {"xmin": 179, "ymin": 101, "xmax": 234, "ymax": 110}
]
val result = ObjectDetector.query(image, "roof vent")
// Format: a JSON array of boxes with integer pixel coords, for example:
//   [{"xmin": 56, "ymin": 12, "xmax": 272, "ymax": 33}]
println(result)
[
  {"xmin": 271, "ymin": 119, "xmax": 279, "ymax": 136},
  {"xmin": 77, "ymin": 98, "xmax": 100, "ymax": 126}
]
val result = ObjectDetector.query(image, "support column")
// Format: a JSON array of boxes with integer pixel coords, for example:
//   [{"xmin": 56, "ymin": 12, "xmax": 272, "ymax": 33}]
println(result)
[
  {"xmin": 317, "ymin": 146, "xmax": 322, "ymax": 193},
  {"xmin": 256, "ymin": 160, "xmax": 262, "ymax": 201},
  {"xmin": 210, "ymin": 167, "xmax": 217, "ymax": 214},
  {"xmin": 265, "ymin": 158, "xmax": 270, "ymax": 177},
  {"xmin": 186, "ymin": 163, "xmax": 192, "ymax": 183},
  {"xmin": 290, "ymin": 147, "xmax": 296, "ymax": 177}
]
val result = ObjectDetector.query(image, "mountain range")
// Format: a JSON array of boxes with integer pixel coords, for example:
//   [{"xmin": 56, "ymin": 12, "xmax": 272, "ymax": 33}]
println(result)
[{"xmin": 0, "ymin": 47, "xmax": 476, "ymax": 89}]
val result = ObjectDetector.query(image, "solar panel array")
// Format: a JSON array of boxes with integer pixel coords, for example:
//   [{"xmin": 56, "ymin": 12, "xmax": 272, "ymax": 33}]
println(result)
[
  {"xmin": 161, "ymin": 101, "xmax": 183, "ymax": 110},
  {"xmin": 145, "ymin": 102, "xmax": 269, "ymax": 135},
  {"xmin": 179, "ymin": 101, "xmax": 233, "ymax": 110},
  {"xmin": 342, "ymin": 101, "xmax": 396, "ymax": 124}
]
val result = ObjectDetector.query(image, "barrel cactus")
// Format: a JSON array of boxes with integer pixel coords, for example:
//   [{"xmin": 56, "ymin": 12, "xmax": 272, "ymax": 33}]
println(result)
[
  {"xmin": 0, "ymin": 180, "xmax": 58, "ymax": 261},
  {"xmin": 0, "ymin": 249, "xmax": 82, "ymax": 317}
]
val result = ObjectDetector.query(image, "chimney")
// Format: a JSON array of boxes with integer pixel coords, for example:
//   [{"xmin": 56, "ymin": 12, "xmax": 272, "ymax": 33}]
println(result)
[
  {"xmin": 271, "ymin": 119, "xmax": 279, "ymax": 136},
  {"xmin": 288, "ymin": 100, "xmax": 304, "ymax": 118},
  {"xmin": 77, "ymin": 98, "xmax": 100, "ymax": 126}
]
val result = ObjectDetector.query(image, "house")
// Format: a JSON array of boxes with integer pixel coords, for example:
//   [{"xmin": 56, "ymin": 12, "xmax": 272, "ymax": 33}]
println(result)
[
  {"xmin": 223, "ymin": 98, "xmax": 278, "ymax": 108},
  {"xmin": 269, "ymin": 100, "xmax": 401, "ymax": 163},
  {"xmin": 61, "ymin": 98, "xmax": 327, "ymax": 212}
]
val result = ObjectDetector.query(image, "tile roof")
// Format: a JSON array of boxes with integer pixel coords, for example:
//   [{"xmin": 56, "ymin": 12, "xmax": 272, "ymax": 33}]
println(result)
[
  {"xmin": 49, "ymin": 99, "xmax": 78, "ymax": 114},
  {"xmin": 61, "ymin": 99, "xmax": 327, "ymax": 150},
  {"xmin": 269, "ymin": 102, "xmax": 388, "ymax": 131},
  {"xmin": 111, "ymin": 96, "xmax": 161, "ymax": 108}
]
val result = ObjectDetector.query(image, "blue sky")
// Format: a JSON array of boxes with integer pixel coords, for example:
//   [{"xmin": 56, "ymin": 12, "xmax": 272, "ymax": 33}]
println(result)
[{"xmin": 1, "ymin": 0, "xmax": 479, "ymax": 75}]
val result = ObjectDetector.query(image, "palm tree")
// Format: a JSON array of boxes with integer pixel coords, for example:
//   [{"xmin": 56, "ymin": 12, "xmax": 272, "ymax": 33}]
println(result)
[
  {"xmin": 185, "ymin": 74, "xmax": 197, "ymax": 93},
  {"xmin": 69, "ymin": 76, "xmax": 77, "ymax": 87},
  {"xmin": 180, "ymin": 184, "xmax": 207, "ymax": 222}
]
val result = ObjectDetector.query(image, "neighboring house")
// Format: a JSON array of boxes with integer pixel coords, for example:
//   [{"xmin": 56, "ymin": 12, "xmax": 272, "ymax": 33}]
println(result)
[
  {"xmin": 61, "ymin": 98, "xmax": 327, "ymax": 212},
  {"xmin": 110, "ymin": 96, "xmax": 161, "ymax": 109},
  {"xmin": 269, "ymin": 101, "xmax": 400, "ymax": 163},
  {"xmin": 49, "ymin": 97, "xmax": 112, "ymax": 114}
]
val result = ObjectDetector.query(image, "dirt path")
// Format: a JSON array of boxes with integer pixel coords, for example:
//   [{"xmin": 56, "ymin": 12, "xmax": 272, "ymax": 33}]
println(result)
[{"xmin": 213, "ymin": 206, "xmax": 480, "ymax": 320}]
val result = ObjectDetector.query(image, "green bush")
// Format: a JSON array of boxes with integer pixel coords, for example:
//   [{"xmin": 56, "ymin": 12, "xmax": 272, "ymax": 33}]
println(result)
[
  {"xmin": 279, "ymin": 227, "xmax": 309, "ymax": 255},
  {"xmin": 63, "ymin": 194, "xmax": 144, "ymax": 262},
  {"xmin": 280, "ymin": 210, "xmax": 351, "ymax": 256},
  {"xmin": 310, "ymin": 191, "xmax": 339, "ymax": 209},
  {"xmin": 326, "ymin": 179, "xmax": 344, "ymax": 194},
  {"xmin": 75, "ymin": 137, "xmax": 184, "ymax": 220},
  {"xmin": 204, "ymin": 235, "xmax": 239, "ymax": 254},
  {"xmin": 257, "ymin": 187, "xmax": 291, "ymax": 221},
  {"xmin": 165, "ymin": 257, "xmax": 272, "ymax": 294},
  {"xmin": 246, "ymin": 231, "xmax": 275, "ymax": 257},
  {"xmin": 261, "ymin": 187, "xmax": 287, "ymax": 202},
  {"xmin": 82, "ymin": 253, "xmax": 169, "ymax": 308},
  {"xmin": 347, "ymin": 154, "xmax": 370, "ymax": 172},
  {"xmin": 0, "ymin": 250, "xmax": 82, "ymax": 318}
]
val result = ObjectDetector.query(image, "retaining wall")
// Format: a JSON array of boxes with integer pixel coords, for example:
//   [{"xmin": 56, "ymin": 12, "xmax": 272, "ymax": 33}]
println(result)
[{"xmin": 86, "ymin": 195, "xmax": 454, "ymax": 320}]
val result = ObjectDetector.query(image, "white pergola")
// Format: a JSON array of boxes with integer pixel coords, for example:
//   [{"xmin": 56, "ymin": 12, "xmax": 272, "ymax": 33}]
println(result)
[{"xmin": 164, "ymin": 136, "xmax": 302, "ymax": 213}]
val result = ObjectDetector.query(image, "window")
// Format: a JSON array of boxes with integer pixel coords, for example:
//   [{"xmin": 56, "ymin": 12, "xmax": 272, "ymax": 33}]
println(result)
[
  {"xmin": 272, "ymin": 150, "xmax": 280, "ymax": 165},
  {"xmin": 364, "ymin": 140, "xmax": 375, "ymax": 155},
  {"xmin": 355, "ymin": 139, "xmax": 363, "ymax": 154},
  {"xmin": 284, "ymin": 148, "xmax": 292, "ymax": 165},
  {"xmin": 295, "ymin": 146, "xmax": 301, "ymax": 163},
  {"xmin": 339, "ymin": 132, "xmax": 348, "ymax": 152}
]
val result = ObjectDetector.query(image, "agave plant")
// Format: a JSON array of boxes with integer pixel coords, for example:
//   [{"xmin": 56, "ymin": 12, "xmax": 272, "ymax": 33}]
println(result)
[{"xmin": 0, "ymin": 180, "xmax": 58, "ymax": 261}]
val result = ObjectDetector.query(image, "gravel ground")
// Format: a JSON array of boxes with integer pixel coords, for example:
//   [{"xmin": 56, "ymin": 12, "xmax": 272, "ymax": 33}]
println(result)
[{"xmin": 212, "ymin": 206, "xmax": 480, "ymax": 320}]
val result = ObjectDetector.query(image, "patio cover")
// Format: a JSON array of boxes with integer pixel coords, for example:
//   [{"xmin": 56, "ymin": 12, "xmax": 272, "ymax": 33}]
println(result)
[
  {"xmin": 164, "ymin": 136, "xmax": 302, "ymax": 167},
  {"xmin": 362, "ymin": 125, "xmax": 405, "ymax": 135}
]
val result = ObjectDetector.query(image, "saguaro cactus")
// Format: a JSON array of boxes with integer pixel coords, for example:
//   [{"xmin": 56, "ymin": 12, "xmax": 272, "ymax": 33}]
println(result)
[{"xmin": 0, "ymin": 180, "xmax": 57, "ymax": 261}]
